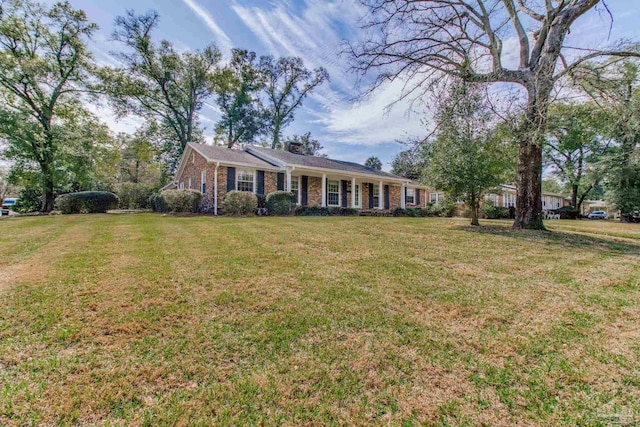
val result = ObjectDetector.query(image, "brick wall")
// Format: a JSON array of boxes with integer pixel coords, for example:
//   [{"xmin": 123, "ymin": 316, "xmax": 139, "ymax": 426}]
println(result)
[
  {"xmin": 389, "ymin": 185, "xmax": 401, "ymax": 209},
  {"xmin": 307, "ymin": 176, "xmax": 322, "ymax": 206},
  {"xmin": 176, "ymin": 150, "xmax": 215, "ymax": 208}
]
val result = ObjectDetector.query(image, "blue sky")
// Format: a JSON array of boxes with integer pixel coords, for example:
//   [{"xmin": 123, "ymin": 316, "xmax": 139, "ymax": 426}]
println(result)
[{"xmin": 60, "ymin": 0, "xmax": 639, "ymax": 170}]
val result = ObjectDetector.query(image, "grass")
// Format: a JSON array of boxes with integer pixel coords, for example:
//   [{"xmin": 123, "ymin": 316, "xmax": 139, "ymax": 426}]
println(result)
[{"xmin": 0, "ymin": 214, "xmax": 638, "ymax": 426}]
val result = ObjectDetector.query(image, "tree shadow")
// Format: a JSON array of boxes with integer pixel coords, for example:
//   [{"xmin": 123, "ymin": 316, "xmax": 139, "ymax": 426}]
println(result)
[{"xmin": 455, "ymin": 225, "xmax": 640, "ymax": 256}]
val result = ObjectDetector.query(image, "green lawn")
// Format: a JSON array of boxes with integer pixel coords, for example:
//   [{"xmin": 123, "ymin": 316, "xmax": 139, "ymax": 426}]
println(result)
[{"xmin": 1, "ymin": 215, "xmax": 639, "ymax": 426}]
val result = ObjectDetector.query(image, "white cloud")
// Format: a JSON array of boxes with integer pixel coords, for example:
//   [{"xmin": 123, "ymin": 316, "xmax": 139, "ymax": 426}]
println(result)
[{"xmin": 181, "ymin": 0, "xmax": 232, "ymax": 52}]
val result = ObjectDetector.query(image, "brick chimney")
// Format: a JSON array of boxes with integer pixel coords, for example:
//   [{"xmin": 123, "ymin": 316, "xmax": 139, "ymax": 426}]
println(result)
[{"xmin": 288, "ymin": 141, "xmax": 305, "ymax": 155}]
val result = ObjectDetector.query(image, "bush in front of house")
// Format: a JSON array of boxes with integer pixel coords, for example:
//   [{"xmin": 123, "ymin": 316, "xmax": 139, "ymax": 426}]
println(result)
[
  {"xmin": 266, "ymin": 191, "xmax": 296, "ymax": 215},
  {"xmin": 293, "ymin": 206, "xmax": 358, "ymax": 216},
  {"xmin": 117, "ymin": 183, "xmax": 156, "ymax": 209},
  {"xmin": 149, "ymin": 193, "xmax": 168, "ymax": 212},
  {"xmin": 54, "ymin": 191, "xmax": 120, "ymax": 214},
  {"xmin": 392, "ymin": 208, "xmax": 421, "ymax": 217},
  {"xmin": 224, "ymin": 190, "xmax": 258, "ymax": 216},
  {"xmin": 481, "ymin": 200, "xmax": 511, "ymax": 219},
  {"xmin": 159, "ymin": 189, "xmax": 202, "ymax": 213}
]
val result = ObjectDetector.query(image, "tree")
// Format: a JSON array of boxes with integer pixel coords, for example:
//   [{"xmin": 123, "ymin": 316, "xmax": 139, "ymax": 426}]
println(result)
[
  {"xmin": 0, "ymin": 0, "xmax": 97, "ymax": 211},
  {"xmin": 5, "ymin": 105, "xmax": 119, "ymax": 194},
  {"xmin": 391, "ymin": 146, "xmax": 430, "ymax": 181},
  {"xmin": 365, "ymin": 156, "xmax": 382, "ymax": 171},
  {"xmin": 0, "ymin": 165, "xmax": 18, "ymax": 202},
  {"xmin": 259, "ymin": 56, "xmax": 328, "ymax": 149},
  {"xmin": 103, "ymin": 10, "xmax": 221, "ymax": 167},
  {"xmin": 541, "ymin": 178, "xmax": 565, "ymax": 195},
  {"xmin": 214, "ymin": 49, "xmax": 265, "ymax": 148},
  {"xmin": 426, "ymin": 85, "xmax": 512, "ymax": 226},
  {"xmin": 543, "ymin": 102, "xmax": 610, "ymax": 212},
  {"xmin": 282, "ymin": 132, "xmax": 326, "ymax": 157},
  {"xmin": 578, "ymin": 61, "xmax": 640, "ymax": 220},
  {"xmin": 350, "ymin": 0, "xmax": 639, "ymax": 229},
  {"xmin": 117, "ymin": 128, "xmax": 163, "ymax": 186}
]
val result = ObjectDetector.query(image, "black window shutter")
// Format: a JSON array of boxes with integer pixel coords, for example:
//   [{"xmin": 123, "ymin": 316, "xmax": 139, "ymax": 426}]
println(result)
[
  {"xmin": 384, "ymin": 185, "xmax": 390, "ymax": 209},
  {"xmin": 416, "ymin": 189, "xmax": 421, "ymax": 206},
  {"xmin": 257, "ymin": 170, "xmax": 265, "ymax": 195},
  {"xmin": 227, "ymin": 167, "xmax": 236, "ymax": 192},
  {"xmin": 404, "ymin": 187, "xmax": 408, "ymax": 202},
  {"xmin": 277, "ymin": 172, "xmax": 285, "ymax": 191},
  {"xmin": 341, "ymin": 180, "xmax": 348, "ymax": 207},
  {"xmin": 301, "ymin": 176, "xmax": 308, "ymax": 206},
  {"xmin": 368, "ymin": 183, "xmax": 374, "ymax": 209}
]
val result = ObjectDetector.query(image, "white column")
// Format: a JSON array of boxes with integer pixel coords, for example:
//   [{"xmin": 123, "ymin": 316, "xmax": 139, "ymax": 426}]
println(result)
[
  {"xmin": 321, "ymin": 174, "xmax": 327, "ymax": 207},
  {"xmin": 378, "ymin": 180, "xmax": 384, "ymax": 210},
  {"xmin": 351, "ymin": 177, "xmax": 356, "ymax": 208},
  {"xmin": 401, "ymin": 184, "xmax": 406, "ymax": 209},
  {"xmin": 286, "ymin": 169, "xmax": 292, "ymax": 192}
]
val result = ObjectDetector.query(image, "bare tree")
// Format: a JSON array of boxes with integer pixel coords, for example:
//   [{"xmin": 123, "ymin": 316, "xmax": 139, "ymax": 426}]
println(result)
[{"xmin": 350, "ymin": 0, "xmax": 639, "ymax": 229}]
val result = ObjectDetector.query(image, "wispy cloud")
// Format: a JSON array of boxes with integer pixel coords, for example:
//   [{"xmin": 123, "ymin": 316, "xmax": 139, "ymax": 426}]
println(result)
[{"xmin": 181, "ymin": 0, "xmax": 232, "ymax": 52}]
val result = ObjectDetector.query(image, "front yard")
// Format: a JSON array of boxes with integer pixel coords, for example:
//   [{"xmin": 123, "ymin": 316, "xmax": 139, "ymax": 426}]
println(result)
[{"xmin": 0, "ymin": 215, "xmax": 638, "ymax": 426}]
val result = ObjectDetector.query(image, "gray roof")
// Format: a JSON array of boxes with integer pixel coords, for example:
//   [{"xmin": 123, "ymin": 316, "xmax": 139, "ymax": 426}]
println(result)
[
  {"xmin": 248, "ymin": 146, "xmax": 408, "ymax": 181},
  {"xmin": 189, "ymin": 143, "xmax": 279, "ymax": 169}
]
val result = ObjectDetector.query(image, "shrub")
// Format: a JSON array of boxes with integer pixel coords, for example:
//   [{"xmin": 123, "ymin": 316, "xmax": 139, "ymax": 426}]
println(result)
[
  {"xmin": 149, "ymin": 193, "xmax": 168, "ymax": 213},
  {"xmin": 224, "ymin": 191, "xmax": 258, "ymax": 215},
  {"xmin": 392, "ymin": 208, "xmax": 421, "ymax": 217},
  {"xmin": 117, "ymin": 183, "xmax": 155, "ymax": 209},
  {"xmin": 160, "ymin": 189, "xmax": 202, "ymax": 213},
  {"xmin": 437, "ymin": 198, "xmax": 457, "ymax": 217},
  {"xmin": 54, "ymin": 191, "xmax": 120, "ymax": 214},
  {"xmin": 482, "ymin": 200, "xmax": 511, "ymax": 219},
  {"xmin": 294, "ymin": 206, "xmax": 359, "ymax": 216},
  {"xmin": 266, "ymin": 191, "xmax": 296, "ymax": 215}
]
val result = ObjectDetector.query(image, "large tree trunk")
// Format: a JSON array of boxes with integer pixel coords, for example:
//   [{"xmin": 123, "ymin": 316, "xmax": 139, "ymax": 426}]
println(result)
[
  {"xmin": 513, "ymin": 82, "xmax": 552, "ymax": 230},
  {"xmin": 571, "ymin": 184, "xmax": 578, "ymax": 208},
  {"xmin": 515, "ymin": 141, "xmax": 544, "ymax": 229},
  {"xmin": 470, "ymin": 201, "xmax": 480, "ymax": 226},
  {"xmin": 41, "ymin": 163, "xmax": 55, "ymax": 212}
]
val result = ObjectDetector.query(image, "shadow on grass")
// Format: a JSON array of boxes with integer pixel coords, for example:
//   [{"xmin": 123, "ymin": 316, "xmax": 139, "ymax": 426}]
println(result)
[{"xmin": 455, "ymin": 224, "xmax": 640, "ymax": 256}]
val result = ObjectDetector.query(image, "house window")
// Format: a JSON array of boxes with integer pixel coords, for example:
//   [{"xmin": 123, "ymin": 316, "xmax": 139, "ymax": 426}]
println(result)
[
  {"xmin": 179, "ymin": 182, "xmax": 185, "ymax": 189},
  {"xmin": 188, "ymin": 177, "xmax": 192, "ymax": 189},
  {"xmin": 503, "ymin": 193, "xmax": 515, "ymax": 207},
  {"xmin": 406, "ymin": 188, "xmax": 415, "ymax": 204},
  {"xmin": 372, "ymin": 185, "xmax": 380, "ymax": 207},
  {"xmin": 201, "ymin": 170, "xmax": 207, "ymax": 194},
  {"xmin": 430, "ymin": 192, "xmax": 444, "ymax": 205},
  {"xmin": 485, "ymin": 193, "xmax": 498, "ymax": 205},
  {"xmin": 290, "ymin": 176, "xmax": 300, "ymax": 204},
  {"xmin": 192, "ymin": 153, "xmax": 195, "ymax": 165},
  {"xmin": 327, "ymin": 180, "xmax": 340, "ymax": 206},
  {"xmin": 236, "ymin": 170, "xmax": 255, "ymax": 192},
  {"xmin": 354, "ymin": 184, "xmax": 361, "ymax": 208}
]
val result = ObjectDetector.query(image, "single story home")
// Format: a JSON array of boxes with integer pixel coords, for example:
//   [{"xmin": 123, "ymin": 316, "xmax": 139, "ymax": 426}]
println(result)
[{"xmin": 173, "ymin": 142, "xmax": 429, "ymax": 215}]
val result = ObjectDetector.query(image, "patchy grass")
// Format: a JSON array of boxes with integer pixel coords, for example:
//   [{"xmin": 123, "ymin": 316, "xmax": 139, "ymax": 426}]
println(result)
[{"xmin": 0, "ymin": 214, "xmax": 639, "ymax": 426}]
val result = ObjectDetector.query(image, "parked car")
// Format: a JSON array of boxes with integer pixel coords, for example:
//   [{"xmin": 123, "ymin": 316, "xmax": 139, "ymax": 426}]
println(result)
[
  {"xmin": 588, "ymin": 210, "xmax": 608, "ymax": 220},
  {"xmin": 1, "ymin": 197, "xmax": 18, "ymax": 216}
]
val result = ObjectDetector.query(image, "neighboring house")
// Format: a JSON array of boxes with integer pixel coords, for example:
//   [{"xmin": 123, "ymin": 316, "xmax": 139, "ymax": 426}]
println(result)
[
  {"xmin": 173, "ymin": 142, "xmax": 429, "ymax": 215},
  {"xmin": 425, "ymin": 184, "xmax": 571, "ymax": 210}
]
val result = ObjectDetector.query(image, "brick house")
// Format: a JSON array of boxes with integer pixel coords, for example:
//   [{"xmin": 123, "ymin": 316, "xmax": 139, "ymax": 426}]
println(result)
[{"xmin": 173, "ymin": 142, "xmax": 429, "ymax": 215}]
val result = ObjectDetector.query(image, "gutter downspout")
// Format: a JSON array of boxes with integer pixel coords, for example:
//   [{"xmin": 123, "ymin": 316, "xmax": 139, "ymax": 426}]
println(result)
[{"xmin": 214, "ymin": 162, "xmax": 220, "ymax": 216}]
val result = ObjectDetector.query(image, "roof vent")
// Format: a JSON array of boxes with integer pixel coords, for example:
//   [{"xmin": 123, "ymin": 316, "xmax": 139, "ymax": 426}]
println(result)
[{"xmin": 287, "ymin": 141, "xmax": 305, "ymax": 155}]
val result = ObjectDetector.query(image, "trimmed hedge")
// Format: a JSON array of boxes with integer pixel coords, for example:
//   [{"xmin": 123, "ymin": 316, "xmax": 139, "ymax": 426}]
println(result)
[
  {"xmin": 294, "ymin": 206, "xmax": 358, "ymax": 216},
  {"xmin": 54, "ymin": 191, "xmax": 120, "ymax": 214},
  {"xmin": 224, "ymin": 191, "xmax": 258, "ymax": 216},
  {"xmin": 160, "ymin": 189, "xmax": 202, "ymax": 213},
  {"xmin": 266, "ymin": 191, "xmax": 296, "ymax": 215}
]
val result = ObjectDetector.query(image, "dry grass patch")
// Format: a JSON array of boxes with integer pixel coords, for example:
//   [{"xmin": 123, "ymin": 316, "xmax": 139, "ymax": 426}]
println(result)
[{"xmin": 0, "ymin": 215, "xmax": 639, "ymax": 426}]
